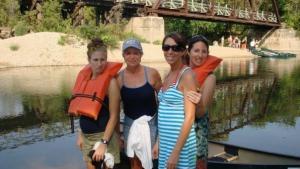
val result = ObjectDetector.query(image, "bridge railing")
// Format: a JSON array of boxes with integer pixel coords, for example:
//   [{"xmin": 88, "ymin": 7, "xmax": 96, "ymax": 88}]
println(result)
[
  {"xmin": 189, "ymin": 0, "xmax": 209, "ymax": 13},
  {"xmin": 236, "ymin": 8, "xmax": 251, "ymax": 19},
  {"xmin": 115, "ymin": 0, "xmax": 278, "ymax": 23}
]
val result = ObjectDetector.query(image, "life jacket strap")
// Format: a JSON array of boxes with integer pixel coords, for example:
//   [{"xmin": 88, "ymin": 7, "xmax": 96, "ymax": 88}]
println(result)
[{"xmin": 70, "ymin": 93, "xmax": 109, "ymax": 110}]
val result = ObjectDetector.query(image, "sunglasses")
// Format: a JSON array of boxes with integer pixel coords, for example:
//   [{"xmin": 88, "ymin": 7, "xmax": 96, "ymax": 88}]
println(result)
[{"xmin": 162, "ymin": 45, "xmax": 185, "ymax": 52}]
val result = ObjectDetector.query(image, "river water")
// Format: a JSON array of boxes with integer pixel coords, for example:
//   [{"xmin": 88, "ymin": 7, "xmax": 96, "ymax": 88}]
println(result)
[{"xmin": 0, "ymin": 55, "xmax": 300, "ymax": 168}]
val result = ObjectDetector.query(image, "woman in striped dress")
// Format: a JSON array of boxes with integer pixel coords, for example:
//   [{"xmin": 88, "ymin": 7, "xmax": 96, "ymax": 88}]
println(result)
[{"xmin": 154, "ymin": 32, "xmax": 197, "ymax": 169}]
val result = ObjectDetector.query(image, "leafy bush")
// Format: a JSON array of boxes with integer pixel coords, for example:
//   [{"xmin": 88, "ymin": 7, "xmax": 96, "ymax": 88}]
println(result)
[
  {"xmin": 14, "ymin": 21, "xmax": 29, "ymax": 36},
  {"xmin": 101, "ymin": 34, "xmax": 119, "ymax": 48},
  {"xmin": 58, "ymin": 34, "xmax": 83, "ymax": 46},
  {"xmin": 83, "ymin": 6, "xmax": 96, "ymax": 25},
  {"xmin": 10, "ymin": 44, "xmax": 19, "ymax": 51},
  {"xmin": 121, "ymin": 31, "xmax": 149, "ymax": 43},
  {"xmin": 58, "ymin": 35, "xmax": 67, "ymax": 45},
  {"xmin": 152, "ymin": 40, "xmax": 161, "ymax": 45},
  {"xmin": 75, "ymin": 24, "xmax": 122, "ymax": 48},
  {"xmin": 76, "ymin": 24, "xmax": 99, "ymax": 40}
]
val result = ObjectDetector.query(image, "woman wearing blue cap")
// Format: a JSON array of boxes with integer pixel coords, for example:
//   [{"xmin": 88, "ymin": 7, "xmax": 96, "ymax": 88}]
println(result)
[{"xmin": 117, "ymin": 38, "xmax": 162, "ymax": 169}]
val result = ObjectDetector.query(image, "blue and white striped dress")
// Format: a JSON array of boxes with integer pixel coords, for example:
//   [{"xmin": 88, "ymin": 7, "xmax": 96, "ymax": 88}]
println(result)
[{"xmin": 158, "ymin": 67, "xmax": 196, "ymax": 169}]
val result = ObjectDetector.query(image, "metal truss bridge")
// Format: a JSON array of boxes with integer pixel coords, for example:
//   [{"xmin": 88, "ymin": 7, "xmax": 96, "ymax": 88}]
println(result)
[{"xmin": 21, "ymin": 0, "xmax": 281, "ymax": 27}]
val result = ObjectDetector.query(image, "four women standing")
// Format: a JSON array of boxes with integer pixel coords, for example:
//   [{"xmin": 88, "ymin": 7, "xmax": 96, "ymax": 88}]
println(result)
[{"xmin": 71, "ymin": 34, "xmax": 220, "ymax": 169}]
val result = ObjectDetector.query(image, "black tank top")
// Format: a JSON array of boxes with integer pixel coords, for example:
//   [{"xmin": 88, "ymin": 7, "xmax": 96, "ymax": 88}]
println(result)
[
  {"xmin": 80, "ymin": 96, "xmax": 109, "ymax": 134},
  {"xmin": 120, "ymin": 67, "xmax": 157, "ymax": 120}
]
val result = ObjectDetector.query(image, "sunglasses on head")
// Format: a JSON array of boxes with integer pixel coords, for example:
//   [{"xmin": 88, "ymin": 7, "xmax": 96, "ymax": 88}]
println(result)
[
  {"xmin": 189, "ymin": 35, "xmax": 209, "ymax": 44},
  {"xmin": 162, "ymin": 45, "xmax": 185, "ymax": 52}
]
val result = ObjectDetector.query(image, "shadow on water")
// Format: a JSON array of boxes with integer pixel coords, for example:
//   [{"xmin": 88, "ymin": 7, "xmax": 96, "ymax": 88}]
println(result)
[{"xmin": 0, "ymin": 57, "xmax": 300, "ymax": 168}]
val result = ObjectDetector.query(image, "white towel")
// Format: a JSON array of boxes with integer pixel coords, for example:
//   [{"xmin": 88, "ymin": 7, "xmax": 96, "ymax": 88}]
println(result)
[{"xmin": 126, "ymin": 115, "xmax": 153, "ymax": 169}]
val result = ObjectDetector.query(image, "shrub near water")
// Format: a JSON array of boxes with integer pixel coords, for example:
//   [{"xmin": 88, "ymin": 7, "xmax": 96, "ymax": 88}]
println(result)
[
  {"xmin": 10, "ymin": 44, "xmax": 19, "ymax": 51},
  {"xmin": 58, "ymin": 36, "xmax": 66, "ymax": 46}
]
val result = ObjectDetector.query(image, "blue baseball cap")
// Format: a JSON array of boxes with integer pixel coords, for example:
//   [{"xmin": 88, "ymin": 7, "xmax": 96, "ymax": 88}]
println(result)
[{"xmin": 122, "ymin": 38, "xmax": 143, "ymax": 54}]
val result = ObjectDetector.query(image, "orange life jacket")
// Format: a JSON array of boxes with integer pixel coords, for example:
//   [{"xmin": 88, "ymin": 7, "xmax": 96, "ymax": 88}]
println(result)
[
  {"xmin": 192, "ymin": 55, "xmax": 222, "ymax": 86},
  {"xmin": 68, "ymin": 62, "xmax": 123, "ymax": 120}
]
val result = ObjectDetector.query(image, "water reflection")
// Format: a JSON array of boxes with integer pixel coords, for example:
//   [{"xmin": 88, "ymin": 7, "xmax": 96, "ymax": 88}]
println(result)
[
  {"xmin": 0, "ymin": 93, "xmax": 75, "ymax": 151},
  {"xmin": 0, "ymin": 133, "xmax": 84, "ymax": 169},
  {"xmin": 259, "ymin": 64, "xmax": 300, "ymax": 124},
  {"xmin": 212, "ymin": 58, "xmax": 300, "ymax": 156},
  {"xmin": 0, "ymin": 66, "xmax": 80, "ymax": 95},
  {"xmin": 216, "ymin": 58, "xmax": 259, "ymax": 79},
  {"xmin": 0, "ymin": 93, "xmax": 23, "ymax": 118},
  {"xmin": 0, "ymin": 56, "xmax": 300, "ymax": 167},
  {"xmin": 209, "ymin": 75, "xmax": 276, "ymax": 139}
]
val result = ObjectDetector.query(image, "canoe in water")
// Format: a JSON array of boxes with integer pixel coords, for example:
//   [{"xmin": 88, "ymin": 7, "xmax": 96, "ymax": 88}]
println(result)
[
  {"xmin": 208, "ymin": 141, "xmax": 300, "ymax": 169},
  {"xmin": 251, "ymin": 48, "xmax": 296, "ymax": 59}
]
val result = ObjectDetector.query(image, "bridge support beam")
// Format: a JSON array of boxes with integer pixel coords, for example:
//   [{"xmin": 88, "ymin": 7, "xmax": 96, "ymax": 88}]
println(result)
[{"xmin": 124, "ymin": 16, "xmax": 165, "ymax": 43}]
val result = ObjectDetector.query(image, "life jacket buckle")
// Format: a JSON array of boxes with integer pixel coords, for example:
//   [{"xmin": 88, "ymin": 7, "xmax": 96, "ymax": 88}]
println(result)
[{"xmin": 92, "ymin": 92, "xmax": 97, "ymax": 101}]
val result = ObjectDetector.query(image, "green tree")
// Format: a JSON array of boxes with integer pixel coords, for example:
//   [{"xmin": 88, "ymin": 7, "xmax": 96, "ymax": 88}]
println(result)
[
  {"xmin": 282, "ymin": 0, "xmax": 300, "ymax": 31},
  {"xmin": 0, "ymin": 0, "xmax": 20, "ymax": 27},
  {"xmin": 37, "ymin": 0, "xmax": 72, "ymax": 32},
  {"xmin": 20, "ymin": 0, "xmax": 71, "ymax": 33}
]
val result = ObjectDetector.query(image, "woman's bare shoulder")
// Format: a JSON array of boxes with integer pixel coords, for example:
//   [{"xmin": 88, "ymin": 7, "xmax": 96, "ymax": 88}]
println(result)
[
  {"xmin": 181, "ymin": 68, "xmax": 196, "ymax": 89},
  {"xmin": 145, "ymin": 66, "xmax": 160, "ymax": 78},
  {"xmin": 183, "ymin": 67, "xmax": 196, "ymax": 79}
]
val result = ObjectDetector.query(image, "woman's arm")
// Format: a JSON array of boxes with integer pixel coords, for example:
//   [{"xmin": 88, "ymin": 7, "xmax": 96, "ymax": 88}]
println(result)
[
  {"xmin": 196, "ymin": 74, "xmax": 216, "ymax": 117},
  {"xmin": 93, "ymin": 78, "xmax": 120, "ymax": 161},
  {"xmin": 152, "ymin": 136, "xmax": 159, "ymax": 159},
  {"xmin": 149, "ymin": 67, "xmax": 162, "ymax": 92},
  {"xmin": 103, "ymin": 77, "xmax": 120, "ymax": 141},
  {"xmin": 76, "ymin": 129, "xmax": 83, "ymax": 150},
  {"xmin": 167, "ymin": 71, "xmax": 196, "ymax": 169},
  {"xmin": 186, "ymin": 74, "xmax": 216, "ymax": 118}
]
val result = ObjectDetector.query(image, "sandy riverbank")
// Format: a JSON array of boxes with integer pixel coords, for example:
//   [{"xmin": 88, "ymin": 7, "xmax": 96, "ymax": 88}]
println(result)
[{"xmin": 0, "ymin": 32, "xmax": 256, "ymax": 69}]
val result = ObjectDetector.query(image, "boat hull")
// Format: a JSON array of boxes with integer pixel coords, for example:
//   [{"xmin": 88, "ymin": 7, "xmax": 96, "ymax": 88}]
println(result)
[
  {"xmin": 208, "ymin": 141, "xmax": 300, "ymax": 169},
  {"xmin": 251, "ymin": 48, "xmax": 296, "ymax": 59}
]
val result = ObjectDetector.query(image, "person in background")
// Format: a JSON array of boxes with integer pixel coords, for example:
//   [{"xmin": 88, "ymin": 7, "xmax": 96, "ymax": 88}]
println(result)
[
  {"xmin": 155, "ymin": 32, "xmax": 197, "ymax": 169},
  {"xmin": 73, "ymin": 38, "xmax": 121, "ymax": 169},
  {"xmin": 255, "ymin": 39, "xmax": 260, "ymax": 49},
  {"xmin": 241, "ymin": 37, "xmax": 247, "ymax": 49},
  {"xmin": 118, "ymin": 38, "xmax": 162, "ymax": 169},
  {"xmin": 233, "ymin": 36, "xmax": 240, "ymax": 48},
  {"xmin": 220, "ymin": 36, "xmax": 224, "ymax": 47},
  {"xmin": 227, "ymin": 35, "xmax": 233, "ymax": 47},
  {"xmin": 186, "ymin": 35, "xmax": 222, "ymax": 169},
  {"xmin": 250, "ymin": 39, "xmax": 256, "ymax": 52}
]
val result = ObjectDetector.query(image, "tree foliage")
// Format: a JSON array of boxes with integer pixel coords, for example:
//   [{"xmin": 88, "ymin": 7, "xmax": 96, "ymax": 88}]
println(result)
[
  {"xmin": 0, "ymin": 0, "xmax": 20, "ymax": 27},
  {"xmin": 280, "ymin": 0, "xmax": 300, "ymax": 31}
]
